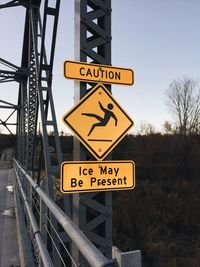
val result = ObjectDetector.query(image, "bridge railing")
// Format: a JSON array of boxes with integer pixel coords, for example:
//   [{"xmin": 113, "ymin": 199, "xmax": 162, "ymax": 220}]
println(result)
[{"xmin": 13, "ymin": 159, "xmax": 115, "ymax": 267}]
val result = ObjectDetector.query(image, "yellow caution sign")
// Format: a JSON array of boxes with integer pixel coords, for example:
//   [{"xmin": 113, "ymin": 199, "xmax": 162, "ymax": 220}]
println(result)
[
  {"xmin": 62, "ymin": 83, "xmax": 134, "ymax": 160},
  {"xmin": 64, "ymin": 60, "xmax": 134, "ymax": 85},
  {"xmin": 60, "ymin": 161, "xmax": 135, "ymax": 193}
]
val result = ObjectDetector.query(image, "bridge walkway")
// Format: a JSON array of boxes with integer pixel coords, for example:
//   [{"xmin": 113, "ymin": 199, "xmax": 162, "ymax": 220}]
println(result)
[
  {"xmin": 0, "ymin": 161, "xmax": 20, "ymax": 267},
  {"xmin": 0, "ymin": 160, "xmax": 142, "ymax": 267}
]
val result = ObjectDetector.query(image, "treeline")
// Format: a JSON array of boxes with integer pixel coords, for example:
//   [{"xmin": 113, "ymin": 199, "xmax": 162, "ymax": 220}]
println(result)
[
  {"xmin": 2, "ymin": 133, "xmax": 200, "ymax": 181},
  {"xmin": 0, "ymin": 134, "xmax": 16, "ymax": 154},
  {"xmin": 112, "ymin": 134, "xmax": 200, "ymax": 267},
  {"xmin": 113, "ymin": 133, "xmax": 200, "ymax": 180}
]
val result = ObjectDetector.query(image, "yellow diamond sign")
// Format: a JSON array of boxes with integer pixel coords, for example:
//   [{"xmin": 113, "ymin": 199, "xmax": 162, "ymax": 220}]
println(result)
[{"xmin": 62, "ymin": 83, "xmax": 134, "ymax": 160}]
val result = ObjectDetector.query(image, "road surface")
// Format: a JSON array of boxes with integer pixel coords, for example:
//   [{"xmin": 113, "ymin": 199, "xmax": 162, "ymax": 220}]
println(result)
[{"xmin": 0, "ymin": 161, "xmax": 20, "ymax": 267}]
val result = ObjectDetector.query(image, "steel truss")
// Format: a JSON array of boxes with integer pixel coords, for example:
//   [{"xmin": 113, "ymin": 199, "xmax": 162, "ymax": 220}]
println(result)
[
  {"xmin": 21, "ymin": 1, "xmax": 71, "ymax": 266},
  {"xmin": 0, "ymin": 58, "xmax": 27, "ymax": 135},
  {"xmin": 73, "ymin": 0, "xmax": 112, "ymax": 265},
  {"xmin": 0, "ymin": 0, "xmax": 28, "ymax": 9},
  {"xmin": 1, "ymin": 0, "xmax": 113, "ymax": 266},
  {"xmin": 1, "ymin": 1, "xmax": 71, "ymax": 266}
]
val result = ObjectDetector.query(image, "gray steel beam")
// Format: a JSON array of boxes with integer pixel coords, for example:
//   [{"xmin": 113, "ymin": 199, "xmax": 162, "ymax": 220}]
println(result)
[
  {"xmin": 0, "ymin": 57, "xmax": 27, "ymax": 137},
  {"xmin": 17, "ymin": 81, "xmax": 28, "ymax": 165},
  {"xmin": 73, "ymin": 0, "xmax": 112, "ymax": 265},
  {"xmin": 16, "ymin": 8, "xmax": 29, "ymax": 166},
  {"xmin": 0, "ymin": 99, "xmax": 20, "ymax": 108},
  {"xmin": 0, "ymin": 0, "xmax": 27, "ymax": 9},
  {"xmin": 0, "ymin": 58, "xmax": 28, "ymax": 83},
  {"xmin": 26, "ymin": 4, "xmax": 39, "ymax": 171},
  {"xmin": 13, "ymin": 1, "xmax": 71, "ymax": 265},
  {"xmin": 27, "ymin": 1, "xmax": 71, "ymax": 266}
]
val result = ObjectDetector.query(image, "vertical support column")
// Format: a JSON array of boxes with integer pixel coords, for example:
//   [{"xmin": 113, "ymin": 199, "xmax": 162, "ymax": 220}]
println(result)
[
  {"xmin": 73, "ymin": 0, "xmax": 112, "ymax": 265},
  {"xmin": 17, "ymin": 1, "xmax": 71, "ymax": 266},
  {"xmin": 17, "ymin": 8, "xmax": 29, "ymax": 167},
  {"xmin": 17, "ymin": 81, "xmax": 28, "ymax": 165},
  {"xmin": 26, "ymin": 4, "xmax": 39, "ymax": 172}
]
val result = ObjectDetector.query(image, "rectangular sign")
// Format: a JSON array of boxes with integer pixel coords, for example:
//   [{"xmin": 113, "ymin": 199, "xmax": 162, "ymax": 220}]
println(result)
[
  {"xmin": 60, "ymin": 161, "xmax": 135, "ymax": 194},
  {"xmin": 64, "ymin": 60, "xmax": 134, "ymax": 85}
]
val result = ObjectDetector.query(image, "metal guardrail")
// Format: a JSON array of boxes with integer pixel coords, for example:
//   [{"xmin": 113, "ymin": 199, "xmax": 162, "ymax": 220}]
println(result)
[{"xmin": 13, "ymin": 159, "xmax": 115, "ymax": 267}]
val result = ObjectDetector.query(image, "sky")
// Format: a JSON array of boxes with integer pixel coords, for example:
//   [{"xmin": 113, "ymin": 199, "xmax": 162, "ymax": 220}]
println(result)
[{"xmin": 0, "ymin": 0, "xmax": 200, "ymax": 134}]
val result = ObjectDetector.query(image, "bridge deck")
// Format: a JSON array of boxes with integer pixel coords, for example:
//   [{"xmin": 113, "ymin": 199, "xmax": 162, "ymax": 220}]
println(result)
[{"xmin": 0, "ymin": 162, "xmax": 20, "ymax": 267}]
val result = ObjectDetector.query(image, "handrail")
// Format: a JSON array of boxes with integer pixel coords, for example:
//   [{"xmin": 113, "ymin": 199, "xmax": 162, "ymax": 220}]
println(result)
[
  {"xmin": 13, "ymin": 159, "xmax": 115, "ymax": 267},
  {"xmin": 14, "ymin": 166, "xmax": 54, "ymax": 267}
]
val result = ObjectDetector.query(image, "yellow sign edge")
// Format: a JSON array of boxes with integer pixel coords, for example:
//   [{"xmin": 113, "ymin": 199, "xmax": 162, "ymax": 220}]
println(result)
[
  {"xmin": 60, "ymin": 160, "xmax": 135, "ymax": 194},
  {"xmin": 62, "ymin": 83, "xmax": 134, "ymax": 160},
  {"xmin": 63, "ymin": 60, "xmax": 134, "ymax": 86}
]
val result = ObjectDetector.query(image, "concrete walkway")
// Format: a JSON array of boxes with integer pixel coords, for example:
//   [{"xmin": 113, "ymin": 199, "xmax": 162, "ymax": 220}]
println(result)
[{"xmin": 0, "ymin": 162, "xmax": 20, "ymax": 267}]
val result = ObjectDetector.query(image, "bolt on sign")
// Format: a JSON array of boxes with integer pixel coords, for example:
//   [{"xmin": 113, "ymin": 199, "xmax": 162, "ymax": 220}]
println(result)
[
  {"xmin": 60, "ymin": 161, "xmax": 135, "ymax": 193},
  {"xmin": 64, "ymin": 60, "xmax": 134, "ymax": 85},
  {"xmin": 62, "ymin": 83, "xmax": 134, "ymax": 160}
]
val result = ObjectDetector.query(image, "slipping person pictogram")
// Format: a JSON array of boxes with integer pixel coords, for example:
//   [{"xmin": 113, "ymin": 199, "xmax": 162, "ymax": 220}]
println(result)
[{"xmin": 82, "ymin": 101, "xmax": 118, "ymax": 136}]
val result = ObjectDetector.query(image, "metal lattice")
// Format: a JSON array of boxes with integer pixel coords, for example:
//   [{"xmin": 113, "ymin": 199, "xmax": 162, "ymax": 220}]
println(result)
[
  {"xmin": 0, "ymin": 58, "xmax": 28, "ymax": 135},
  {"xmin": 0, "ymin": 1, "xmax": 113, "ymax": 266},
  {"xmin": 73, "ymin": 0, "xmax": 112, "ymax": 265},
  {"xmin": 0, "ymin": 1, "xmax": 71, "ymax": 266}
]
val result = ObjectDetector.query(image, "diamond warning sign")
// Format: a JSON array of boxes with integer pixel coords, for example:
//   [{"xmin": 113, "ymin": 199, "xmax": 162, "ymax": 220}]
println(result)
[{"xmin": 62, "ymin": 83, "xmax": 134, "ymax": 160}]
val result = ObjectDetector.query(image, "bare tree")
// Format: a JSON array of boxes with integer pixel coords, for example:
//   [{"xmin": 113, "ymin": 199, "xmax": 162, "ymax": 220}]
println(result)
[
  {"xmin": 136, "ymin": 120, "xmax": 156, "ymax": 135},
  {"xmin": 163, "ymin": 121, "xmax": 173, "ymax": 134},
  {"xmin": 165, "ymin": 77, "xmax": 200, "ymax": 135}
]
